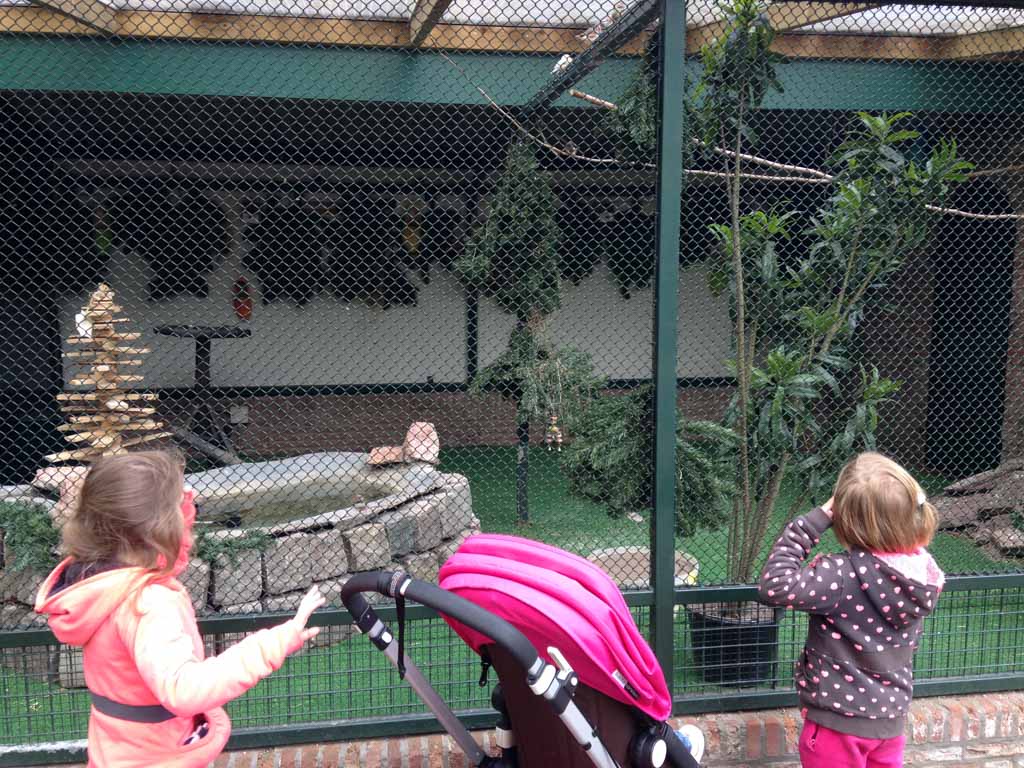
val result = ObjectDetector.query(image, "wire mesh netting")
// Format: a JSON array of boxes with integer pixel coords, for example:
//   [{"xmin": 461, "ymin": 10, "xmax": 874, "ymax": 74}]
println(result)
[{"xmin": 0, "ymin": 0, "xmax": 1023, "ymax": 754}]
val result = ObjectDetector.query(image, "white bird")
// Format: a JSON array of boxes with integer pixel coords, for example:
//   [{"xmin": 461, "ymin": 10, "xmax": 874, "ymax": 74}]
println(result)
[{"xmin": 552, "ymin": 54, "xmax": 573, "ymax": 75}]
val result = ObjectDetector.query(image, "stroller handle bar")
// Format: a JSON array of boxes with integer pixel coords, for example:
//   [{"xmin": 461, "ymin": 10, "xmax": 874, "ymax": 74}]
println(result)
[{"xmin": 341, "ymin": 571, "xmax": 542, "ymax": 674}]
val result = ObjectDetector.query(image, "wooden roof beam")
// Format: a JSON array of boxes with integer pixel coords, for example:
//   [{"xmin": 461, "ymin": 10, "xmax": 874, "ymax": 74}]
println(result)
[
  {"xmin": 687, "ymin": 2, "xmax": 884, "ymax": 52},
  {"xmin": 30, "ymin": 0, "xmax": 115, "ymax": 33},
  {"xmin": 941, "ymin": 24, "xmax": 1024, "ymax": 59},
  {"xmin": 409, "ymin": 0, "xmax": 454, "ymax": 47},
  {"xmin": 0, "ymin": 6, "xmax": 972, "ymax": 61}
]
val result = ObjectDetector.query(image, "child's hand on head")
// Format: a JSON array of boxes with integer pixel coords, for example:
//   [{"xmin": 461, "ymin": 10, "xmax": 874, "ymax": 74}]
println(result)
[
  {"xmin": 822, "ymin": 496, "xmax": 835, "ymax": 519},
  {"xmin": 288, "ymin": 586, "xmax": 326, "ymax": 647}
]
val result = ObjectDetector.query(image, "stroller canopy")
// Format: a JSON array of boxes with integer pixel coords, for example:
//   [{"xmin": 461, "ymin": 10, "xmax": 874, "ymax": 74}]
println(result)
[{"xmin": 438, "ymin": 534, "xmax": 672, "ymax": 721}]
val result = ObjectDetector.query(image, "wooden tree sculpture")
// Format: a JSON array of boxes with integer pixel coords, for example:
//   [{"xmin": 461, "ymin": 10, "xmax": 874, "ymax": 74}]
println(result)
[{"xmin": 47, "ymin": 283, "xmax": 170, "ymax": 463}]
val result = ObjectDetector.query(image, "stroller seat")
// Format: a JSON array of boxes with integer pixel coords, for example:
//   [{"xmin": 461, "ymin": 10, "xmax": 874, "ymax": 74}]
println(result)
[
  {"xmin": 487, "ymin": 643, "xmax": 652, "ymax": 767},
  {"xmin": 341, "ymin": 534, "xmax": 696, "ymax": 768}
]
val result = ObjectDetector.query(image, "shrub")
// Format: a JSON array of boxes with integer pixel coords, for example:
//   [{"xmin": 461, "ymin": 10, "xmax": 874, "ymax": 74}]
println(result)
[{"xmin": 561, "ymin": 387, "xmax": 737, "ymax": 536}]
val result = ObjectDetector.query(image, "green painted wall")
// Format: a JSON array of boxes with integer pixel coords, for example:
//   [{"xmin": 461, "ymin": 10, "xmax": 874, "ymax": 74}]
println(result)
[{"xmin": 0, "ymin": 36, "xmax": 1020, "ymax": 112}]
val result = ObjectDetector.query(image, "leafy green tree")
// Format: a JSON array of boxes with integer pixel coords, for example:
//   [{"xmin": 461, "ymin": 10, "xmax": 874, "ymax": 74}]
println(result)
[
  {"xmin": 457, "ymin": 142, "xmax": 603, "ymax": 522},
  {"xmin": 696, "ymin": 0, "xmax": 971, "ymax": 582},
  {"xmin": 604, "ymin": 0, "xmax": 971, "ymax": 582}
]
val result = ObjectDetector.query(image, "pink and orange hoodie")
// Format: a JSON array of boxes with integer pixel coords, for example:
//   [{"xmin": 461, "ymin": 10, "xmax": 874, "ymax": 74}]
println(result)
[{"xmin": 34, "ymin": 492, "xmax": 306, "ymax": 768}]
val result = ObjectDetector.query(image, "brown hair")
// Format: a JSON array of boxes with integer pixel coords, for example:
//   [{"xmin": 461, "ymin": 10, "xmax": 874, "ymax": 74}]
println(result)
[
  {"xmin": 63, "ymin": 451, "xmax": 185, "ymax": 583},
  {"xmin": 832, "ymin": 452, "xmax": 937, "ymax": 554}
]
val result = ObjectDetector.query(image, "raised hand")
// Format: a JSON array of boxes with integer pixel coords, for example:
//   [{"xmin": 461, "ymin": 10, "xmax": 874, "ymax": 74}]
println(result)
[{"xmin": 289, "ymin": 585, "xmax": 326, "ymax": 645}]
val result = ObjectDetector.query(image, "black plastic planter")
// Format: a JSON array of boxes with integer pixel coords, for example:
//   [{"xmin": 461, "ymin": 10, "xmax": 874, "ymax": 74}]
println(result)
[{"xmin": 686, "ymin": 603, "xmax": 784, "ymax": 687}]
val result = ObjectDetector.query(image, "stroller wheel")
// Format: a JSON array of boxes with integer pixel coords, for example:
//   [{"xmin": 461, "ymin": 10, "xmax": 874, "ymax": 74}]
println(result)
[{"xmin": 629, "ymin": 728, "xmax": 667, "ymax": 768}]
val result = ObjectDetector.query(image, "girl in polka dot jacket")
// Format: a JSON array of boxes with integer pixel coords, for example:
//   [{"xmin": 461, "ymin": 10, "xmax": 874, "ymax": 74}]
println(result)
[{"xmin": 758, "ymin": 452, "xmax": 945, "ymax": 768}]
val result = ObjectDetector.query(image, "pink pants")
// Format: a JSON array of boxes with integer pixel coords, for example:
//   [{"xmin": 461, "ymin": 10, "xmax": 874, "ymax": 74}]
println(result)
[{"xmin": 799, "ymin": 721, "xmax": 904, "ymax": 768}]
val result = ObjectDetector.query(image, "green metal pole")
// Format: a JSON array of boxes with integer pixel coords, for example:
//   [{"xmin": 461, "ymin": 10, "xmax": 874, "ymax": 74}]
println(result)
[{"xmin": 651, "ymin": 0, "xmax": 686, "ymax": 691}]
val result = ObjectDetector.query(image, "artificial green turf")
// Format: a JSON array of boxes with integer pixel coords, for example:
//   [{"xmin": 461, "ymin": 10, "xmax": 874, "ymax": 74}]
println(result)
[{"xmin": 2, "ymin": 446, "xmax": 1021, "ymax": 745}]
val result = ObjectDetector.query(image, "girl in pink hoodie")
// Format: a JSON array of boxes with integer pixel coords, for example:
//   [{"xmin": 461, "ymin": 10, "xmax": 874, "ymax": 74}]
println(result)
[{"xmin": 35, "ymin": 451, "xmax": 326, "ymax": 768}]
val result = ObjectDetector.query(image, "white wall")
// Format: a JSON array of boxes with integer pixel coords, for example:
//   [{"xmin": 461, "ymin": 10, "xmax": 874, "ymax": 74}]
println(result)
[
  {"xmin": 58, "ymin": 189, "xmax": 730, "ymax": 389},
  {"xmin": 61, "ymin": 255, "xmax": 730, "ymax": 388},
  {"xmin": 59, "ymin": 247, "xmax": 468, "ymax": 389},
  {"xmin": 479, "ymin": 262, "xmax": 731, "ymax": 380}
]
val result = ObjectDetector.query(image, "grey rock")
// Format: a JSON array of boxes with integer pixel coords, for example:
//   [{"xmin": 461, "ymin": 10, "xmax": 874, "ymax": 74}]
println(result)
[
  {"xmin": 433, "ymin": 529, "xmax": 477, "ymax": 569},
  {"xmin": 587, "ymin": 547, "xmax": 701, "ymax": 591},
  {"xmin": 1, "ymin": 603, "xmax": 48, "ymax": 630},
  {"xmin": 210, "ymin": 549, "xmax": 263, "ymax": 606},
  {"xmin": 342, "ymin": 524, "xmax": 391, "ymax": 571},
  {"xmin": 263, "ymin": 578, "xmax": 346, "ymax": 612},
  {"xmin": 180, "ymin": 558, "xmax": 210, "ymax": 613},
  {"xmin": 264, "ymin": 534, "xmax": 315, "ymax": 595},
  {"xmin": 992, "ymin": 526, "xmax": 1024, "ymax": 557},
  {"xmin": 220, "ymin": 601, "xmax": 263, "ymax": 615},
  {"xmin": 402, "ymin": 552, "xmax": 440, "ymax": 585},
  {"xmin": 380, "ymin": 497, "xmax": 444, "ymax": 557},
  {"xmin": 312, "ymin": 530, "xmax": 348, "ymax": 582},
  {"xmin": 0, "ymin": 564, "xmax": 41, "ymax": 606},
  {"xmin": 438, "ymin": 474, "xmax": 475, "ymax": 540}
]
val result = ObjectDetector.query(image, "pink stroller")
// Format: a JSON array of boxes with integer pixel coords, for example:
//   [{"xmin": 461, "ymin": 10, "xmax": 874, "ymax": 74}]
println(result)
[{"xmin": 341, "ymin": 534, "xmax": 698, "ymax": 768}]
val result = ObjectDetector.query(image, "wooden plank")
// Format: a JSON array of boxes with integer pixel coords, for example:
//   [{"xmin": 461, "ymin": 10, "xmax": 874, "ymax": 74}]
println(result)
[
  {"xmin": 58, "ymin": 419, "xmax": 163, "ymax": 433},
  {"xmin": 57, "ymin": 392, "xmax": 158, "ymax": 401},
  {"xmin": 687, "ymin": 2, "xmax": 883, "ymax": 52},
  {"xmin": 409, "ymin": 0, "xmax": 454, "ymax": 47},
  {"xmin": 30, "ymin": 0, "xmax": 114, "ymax": 34},
  {"xmin": 67, "ymin": 408, "xmax": 157, "ymax": 419},
  {"xmin": 69, "ymin": 374, "xmax": 144, "ymax": 386},
  {"xmin": 0, "ymin": 5, "xmax": 984, "ymax": 61},
  {"xmin": 120, "ymin": 433, "xmax": 173, "ymax": 449},
  {"xmin": 772, "ymin": 31, "xmax": 944, "ymax": 60},
  {"xmin": 942, "ymin": 25, "xmax": 1024, "ymax": 59},
  {"xmin": 0, "ymin": 6, "xmax": 608, "ymax": 53},
  {"xmin": 68, "ymin": 333, "xmax": 141, "ymax": 344}
]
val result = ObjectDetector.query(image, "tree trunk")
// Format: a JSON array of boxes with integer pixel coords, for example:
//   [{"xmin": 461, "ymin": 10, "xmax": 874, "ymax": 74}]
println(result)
[{"xmin": 516, "ymin": 415, "xmax": 530, "ymax": 523}]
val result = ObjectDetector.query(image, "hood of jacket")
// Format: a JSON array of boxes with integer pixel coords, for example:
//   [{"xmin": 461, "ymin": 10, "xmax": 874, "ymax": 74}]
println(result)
[
  {"xmin": 851, "ymin": 548, "xmax": 943, "ymax": 632},
  {"xmin": 34, "ymin": 490, "xmax": 198, "ymax": 646}
]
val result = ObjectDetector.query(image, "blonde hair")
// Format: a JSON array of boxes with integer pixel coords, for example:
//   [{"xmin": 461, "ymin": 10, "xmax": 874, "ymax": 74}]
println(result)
[
  {"xmin": 832, "ymin": 452, "xmax": 937, "ymax": 554},
  {"xmin": 63, "ymin": 451, "xmax": 185, "ymax": 588}
]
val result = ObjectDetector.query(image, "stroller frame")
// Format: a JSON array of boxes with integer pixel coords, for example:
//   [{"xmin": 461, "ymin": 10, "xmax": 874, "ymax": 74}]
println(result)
[{"xmin": 341, "ymin": 570, "xmax": 693, "ymax": 768}]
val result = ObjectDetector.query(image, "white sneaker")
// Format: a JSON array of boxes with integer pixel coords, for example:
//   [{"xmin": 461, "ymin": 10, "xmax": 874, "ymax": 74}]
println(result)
[{"xmin": 675, "ymin": 725, "xmax": 705, "ymax": 764}]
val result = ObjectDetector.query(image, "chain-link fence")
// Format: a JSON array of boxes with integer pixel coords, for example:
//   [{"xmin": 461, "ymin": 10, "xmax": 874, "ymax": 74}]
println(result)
[{"xmin": 1, "ymin": 0, "xmax": 1024, "ymax": 760}]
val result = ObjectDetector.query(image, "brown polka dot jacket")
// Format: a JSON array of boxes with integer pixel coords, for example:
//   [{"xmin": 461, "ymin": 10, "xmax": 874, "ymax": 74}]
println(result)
[{"xmin": 757, "ymin": 507, "xmax": 944, "ymax": 739}]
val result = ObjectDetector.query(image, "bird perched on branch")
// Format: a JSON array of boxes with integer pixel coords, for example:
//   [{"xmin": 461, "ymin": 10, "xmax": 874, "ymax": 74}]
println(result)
[{"xmin": 552, "ymin": 54, "xmax": 574, "ymax": 75}]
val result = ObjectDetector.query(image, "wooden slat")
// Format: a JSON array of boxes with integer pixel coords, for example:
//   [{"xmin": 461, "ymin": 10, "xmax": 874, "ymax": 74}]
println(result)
[
  {"xmin": 58, "ymin": 419, "xmax": 163, "ymax": 433},
  {"xmin": 687, "ymin": 2, "xmax": 883, "ymax": 52},
  {"xmin": 942, "ymin": 25, "xmax": 1024, "ymax": 59},
  {"xmin": 0, "ymin": 5, "xmax": 991, "ymax": 61},
  {"xmin": 30, "ymin": 0, "xmax": 114, "ymax": 33},
  {"xmin": 57, "ymin": 392, "xmax": 158, "ymax": 401},
  {"xmin": 0, "ymin": 6, "xmax": 614, "ymax": 54},
  {"xmin": 772, "ymin": 31, "xmax": 945, "ymax": 60},
  {"xmin": 409, "ymin": 0, "xmax": 454, "ymax": 47}
]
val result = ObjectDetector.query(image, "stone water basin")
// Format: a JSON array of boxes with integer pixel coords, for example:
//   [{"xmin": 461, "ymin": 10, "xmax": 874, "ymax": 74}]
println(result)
[{"xmin": 182, "ymin": 452, "xmax": 479, "ymax": 615}]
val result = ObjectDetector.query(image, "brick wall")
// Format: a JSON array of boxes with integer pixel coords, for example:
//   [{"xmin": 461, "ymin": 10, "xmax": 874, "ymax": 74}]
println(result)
[
  {"xmin": 41, "ymin": 692, "xmax": 1024, "ymax": 767},
  {"xmin": 695, "ymin": 692, "xmax": 1024, "ymax": 766},
  {"xmin": 214, "ymin": 386, "xmax": 735, "ymax": 457}
]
